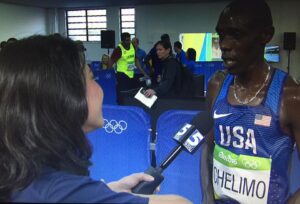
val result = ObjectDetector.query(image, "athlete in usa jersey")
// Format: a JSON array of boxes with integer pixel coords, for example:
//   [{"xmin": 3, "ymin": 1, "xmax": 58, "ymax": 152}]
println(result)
[
  {"xmin": 212, "ymin": 69, "xmax": 293, "ymax": 203},
  {"xmin": 200, "ymin": 1, "xmax": 300, "ymax": 204}
]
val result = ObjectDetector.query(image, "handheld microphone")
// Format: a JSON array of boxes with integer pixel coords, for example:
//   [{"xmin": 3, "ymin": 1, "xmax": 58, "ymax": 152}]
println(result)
[{"xmin": 132, "ymin": 111, "xmax": 213, "ymax": 194}]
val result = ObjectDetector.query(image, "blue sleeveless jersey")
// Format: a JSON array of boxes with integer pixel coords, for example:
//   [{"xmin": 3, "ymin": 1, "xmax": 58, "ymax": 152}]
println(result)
[{"xmin": 212, "ymin": 69, "xmax": 294, "ymax": 204}]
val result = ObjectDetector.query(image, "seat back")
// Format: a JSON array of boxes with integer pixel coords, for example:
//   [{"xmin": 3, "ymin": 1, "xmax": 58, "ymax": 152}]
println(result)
[
  {"xmin": 289, "ymin": 147, "xmax": 300, "ymax": 193},
  {"xmin": 87, "ymin": 105, "xmax": 151, "ymax": 182},
  {"xmin": 156, "ymin": 110, "xmax": 202, "ymax": 204},
  {"xmin": 94, "ymin": 69, "xmax": 117, "ymax": 105},
  {"xmin": 90, "ymin": 61, "xmax": 101, "ymax": 73}
]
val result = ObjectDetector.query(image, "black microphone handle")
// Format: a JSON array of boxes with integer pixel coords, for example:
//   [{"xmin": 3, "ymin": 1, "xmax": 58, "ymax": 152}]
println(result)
[
  {"xmin": 159, "ymin": 145, "xmax": 183, "ymax": 170},
  {"xmin": 131, "ymin": 166, "xmax": 164, "ymax": 194},
  {"xmin": 132, "ymin": 145, "xmax": 183, "ymax": 194}
]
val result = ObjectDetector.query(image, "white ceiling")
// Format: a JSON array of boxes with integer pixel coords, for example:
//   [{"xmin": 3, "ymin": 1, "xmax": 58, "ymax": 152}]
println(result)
[{"xmin": 0, "ymin": 0, "xmax": 228, "ymax": 8}]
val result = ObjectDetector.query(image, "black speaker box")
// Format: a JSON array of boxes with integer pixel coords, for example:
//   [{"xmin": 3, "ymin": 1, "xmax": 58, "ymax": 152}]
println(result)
[
  {"xmin": 101, "ymin": 30, "xmax": 115, "ymax": 48},
  {"xmin": 283, "ymin": 32, "xmax": 296, "ymax": 50}
]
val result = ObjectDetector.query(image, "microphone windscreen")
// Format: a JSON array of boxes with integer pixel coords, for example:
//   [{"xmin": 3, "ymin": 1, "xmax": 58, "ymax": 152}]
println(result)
[{"xmin": 190, "ymin": 111, "xmax": 214, "ymax": 135}]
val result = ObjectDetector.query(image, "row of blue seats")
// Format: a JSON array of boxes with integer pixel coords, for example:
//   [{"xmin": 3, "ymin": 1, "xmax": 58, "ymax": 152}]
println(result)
[
  {"xmin": 86, "ymin": 105, "xmax": 300, "ymax": 204},
  {"xmin": 86, "ymin": 105, "xmax": 204, "ymax": 203},
  {"xmin": 89, "ymin": 62, "xmax": 225, "ymax": 105}
]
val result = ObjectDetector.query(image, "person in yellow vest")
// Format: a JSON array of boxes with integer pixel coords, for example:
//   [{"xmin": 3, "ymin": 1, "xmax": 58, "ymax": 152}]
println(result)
[{"xmin": 109, "ymin": 32, "xmax": 148, "ymax": 103}]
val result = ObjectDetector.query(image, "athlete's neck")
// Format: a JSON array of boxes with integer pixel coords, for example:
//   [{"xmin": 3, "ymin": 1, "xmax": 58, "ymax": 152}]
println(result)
[{"xmin": 235, "ymin": 62, "xmax": 270, "ymax": 89}]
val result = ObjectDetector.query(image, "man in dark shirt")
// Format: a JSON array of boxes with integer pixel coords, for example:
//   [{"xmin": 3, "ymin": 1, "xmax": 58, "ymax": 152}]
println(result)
[{"xmin": 144, "ymin": 40, "xmax": 181, "ymax": 98}]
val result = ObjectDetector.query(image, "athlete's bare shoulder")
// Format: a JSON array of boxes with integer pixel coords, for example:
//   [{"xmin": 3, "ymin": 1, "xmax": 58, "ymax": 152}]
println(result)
[
  {"xmin": 280, "ymin": 75, "xmax": 300, "ymax": 142},
  {"xmin": 209, "ymin": 70, "xmax": 227, "ymax": 89},
  {"xmin": 282, "ymin": 75, "xmax": 300, "ymax": 114}
]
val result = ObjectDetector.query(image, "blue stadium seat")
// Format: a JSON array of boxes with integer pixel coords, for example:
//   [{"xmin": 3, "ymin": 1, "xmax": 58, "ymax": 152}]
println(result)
[
  {"xmin": 86, "ymin": 105, "xmax": 151, "ymax": 182},
  {"xmin": 90, "ymin": 61, "xmax": 117, "ymax": 105},
  {"xmin": 94, "ymin": 69, "xmax": 117, "ymax": 105},
  {"xmin": 155, "ymin": 110, "xmax": 202, "ymax": 204},
  {"xmin": 289, "ymin": 147, "xmax": 300, "ymax": 194},
  {"xmin": 90, "ymin": 61, "xmax": 101, "ymax": 73}
]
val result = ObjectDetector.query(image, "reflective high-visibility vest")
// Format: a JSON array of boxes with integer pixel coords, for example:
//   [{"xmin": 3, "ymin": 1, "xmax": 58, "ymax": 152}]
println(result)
[{"xmin": 117, "ymin": 43, "xmax": 135, "ymax": 78}]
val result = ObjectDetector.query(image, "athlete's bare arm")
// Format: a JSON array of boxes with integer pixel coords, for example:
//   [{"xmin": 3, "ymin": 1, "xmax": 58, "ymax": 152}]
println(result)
[
  {"xmin": 201, "ymin": 71, "xmax": 226, "ymax": 204},
  {"xmin": 280, "ymin": 77, "xmax": 300, "ymax": 204},
  {"xmin": 108, "ymin": 47, "xmax": 121, "ymax": 68}
]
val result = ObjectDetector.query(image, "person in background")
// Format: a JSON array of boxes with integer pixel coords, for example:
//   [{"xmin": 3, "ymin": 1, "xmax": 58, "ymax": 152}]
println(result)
[
  {"xmin": 145, "ymin": 34, "xmax": 172, "ymax": 85},
  {"xmin": 100, "ymin": 54, "xmax": 110, "ymax": 70},
  {"xmin": 185, "ymin": 48, "xmax": 197, "ymax": 74},
  {"xmin": 211, "ymin": 37, "xmax": 222, "ymax": 59},
  {"xmin": 174, "ymin": 41, "xmax": 187, "ymax": 66},
  {"xmin": 109, "ymin": 32, "xmax": 148, "ymax": 103},
  {"xmin": 201, "ymin": 0, "xmax": 300, "ymax": 203},
  {"xmin": 144, "ymin": 40, "xmax": 181, "ymax": 98},
  {"xmin": 132, "ymin": 37, "xmax": 148, "ymax": 88},
  {"xmin": 0, "ymin": 34, "xmax": 191, "ymax": 204}
]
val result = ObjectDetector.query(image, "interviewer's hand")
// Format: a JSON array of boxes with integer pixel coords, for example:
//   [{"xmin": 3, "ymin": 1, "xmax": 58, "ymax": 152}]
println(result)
[
  {"xmin": 107, "ymin": 173, "xmax": 156, "ymax": 193},
  {"xmin": 144, "ymin": 89, "xmax": 156, "ymax": 98}
]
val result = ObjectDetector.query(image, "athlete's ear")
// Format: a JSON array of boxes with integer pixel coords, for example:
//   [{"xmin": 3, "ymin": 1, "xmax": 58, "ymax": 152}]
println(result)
[{"xmin": 261, "ymin": 26, "xmax": 274, "ymax": 44}]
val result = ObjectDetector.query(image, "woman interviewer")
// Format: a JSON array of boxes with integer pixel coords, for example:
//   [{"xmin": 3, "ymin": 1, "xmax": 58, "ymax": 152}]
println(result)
[{"xmin": 0, "ymin": 35, "xmax": 191, "ymax": 204}]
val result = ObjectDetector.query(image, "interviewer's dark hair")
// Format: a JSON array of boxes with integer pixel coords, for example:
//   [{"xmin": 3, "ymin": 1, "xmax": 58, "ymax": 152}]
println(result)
[
  {"xmin": 0, "ymin": 41, "xmax": 7, "ymax": 50},
  {"xmin": 0, "ymin": 35, "xmax": 91, "ymax": 201}
]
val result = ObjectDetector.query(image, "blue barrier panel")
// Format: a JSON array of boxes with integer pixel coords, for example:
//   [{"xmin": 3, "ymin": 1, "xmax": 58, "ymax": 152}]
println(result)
[
  {"xmin": 87, "ymin": 105, "xmax": 151, "ymax": 182},
  {"xmin": 194, "ymin": 61, "xmax": 224, "ymax": 91},
  {"xmin": 156, "ymin": 110, "xmax": 202, "ymax": 204}
]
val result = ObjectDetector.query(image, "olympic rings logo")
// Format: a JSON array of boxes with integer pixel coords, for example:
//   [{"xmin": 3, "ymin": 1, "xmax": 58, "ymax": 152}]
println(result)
[
  {"xmin": 242, "ymin": 159, "xmax": 261, "ymax": 170},
  {"xmin": 103, "ymin": 119, "xmax": 128, "ymax": 134}
]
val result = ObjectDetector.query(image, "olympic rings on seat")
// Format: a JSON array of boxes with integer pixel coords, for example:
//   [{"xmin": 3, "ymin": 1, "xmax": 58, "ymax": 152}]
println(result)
[{"xmin": 103, "ymin": 119, "xmax": 128, "ymax": 134}]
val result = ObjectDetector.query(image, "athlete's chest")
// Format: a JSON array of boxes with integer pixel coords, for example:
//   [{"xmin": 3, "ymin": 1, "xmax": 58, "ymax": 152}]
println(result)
[{"xmin": 213, "ymin": 100, "xmax": 277, "ymax": 157}]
